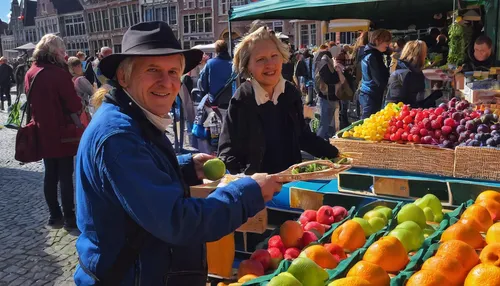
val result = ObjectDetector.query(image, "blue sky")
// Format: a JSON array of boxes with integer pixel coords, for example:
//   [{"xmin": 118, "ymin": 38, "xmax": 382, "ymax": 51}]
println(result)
[{"xmin": 0, "ymin": 0, "xmax": 11, "ymax": 23}]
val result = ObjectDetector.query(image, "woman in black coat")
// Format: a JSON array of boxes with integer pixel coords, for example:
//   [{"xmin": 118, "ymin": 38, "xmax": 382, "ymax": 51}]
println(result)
[{"xmin": 218, "ymin": 27, "xmax": 339, "ymax": 175}]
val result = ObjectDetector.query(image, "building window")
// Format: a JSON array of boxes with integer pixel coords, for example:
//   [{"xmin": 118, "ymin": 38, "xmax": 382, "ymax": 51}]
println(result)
[
  {"xmin": 183, "ymin": 41, "xmax": 190, "ymax": 49},
  {"xmin": 88, "ymin": 13, "xmax": 95, "ymax": 33},
  {"xmin": 132, "ymin": 5, "xmax": 140, "ymax": 25},
  {"xmin": 300, "ymin": 24, "xmax": 317, "ymax": 47},
  {"xmin": 169, "ymin": 6, "xmax": 177, "ymax": 25},
  {"xmin": 112, "ymin": 8, "xmax": 121, "ymax": 29},
  {"xmin": 272, "ymin": 21, "xmax": 283, "ymax": 33},
  {"xmin": 198, "ymin": 0, "xmax": 211, "ymax": 8},
  {"xmin": 184, "ymin": 0, "xmax": 196, "ymax": 9},
  {"xmin": 114, "ymin": 44, "xmax": 122, "ymax": 53},
  {"xmin": 183, "ymin": 13, "xmax": 211, "ymax": 34},
  {"xmin": 102, "ymin": 10, "xmax": 110, "ymax": 31},
  {"xmin": 155, "ymin": 8, "xmax": 162, "ymax": 22},
  {"xmin": 121, "ymin": 6, "xmax": 129, "ymax": 27},
  {"xmin": 95, "ymin": 11, "xmax": 103, "ymax": 32},
  {"xmin": 144, "ymin": 8, "xmax": 153, "ymax": 22},
  {"xmin": 219, "ymin": 0, "xmax": 247, "ymax": 15}
]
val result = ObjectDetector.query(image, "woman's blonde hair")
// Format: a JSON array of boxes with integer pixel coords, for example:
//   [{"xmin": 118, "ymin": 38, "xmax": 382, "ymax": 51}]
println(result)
[
  {"xmin": 233, "ymin": 27, "xmax": 290, "ymax": 78},
  {"xmin": 400, "ymin": 40, "xmax": 428, "ymax": 69},
  {"xmin": 67, "ymin": 56, "xmax": 81, "ymax": 76},
  {"xmin": 32, "ymin": 34, "xmax": 66, "ymax": 67}
]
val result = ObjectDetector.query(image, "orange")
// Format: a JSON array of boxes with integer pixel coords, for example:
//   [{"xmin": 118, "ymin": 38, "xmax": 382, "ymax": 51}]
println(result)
[
  {"xmin": 441, "ymin": 221, "xmax": 485, "ymax": 249},
  {"xmin": 464, "ymin": 263, "xmax": 500, "ymax": 286},
  {"xmin": 237, "ymin": 274, "xmax": 258, "ymax": 283},
  {"xmin": 479, "ymin": 243, "xmax": 500, "ymax": 266},
  {"xmin": 279, "ymin": 220, "xmax": 303, "ymax": 248},
  {"xmin": 406, "ymin": 269, "xmax": 452, "ymax": 286},
  {"xmin": 331, "ymin": 220, "xmax": 366, "ymax": 252},
  {"xmin": 421, "ymin": 256, "xmax": 467, "ymax": 285},
  {"xmin": 346, "ymin": 261, "xmax": 390, "ymax": 286},
  {"xmin": 300, "ymin": 244, "xmax": 339, "ymax": 269},
  {"xmin": 486, "ymin": 222, "xmax": 500, "ymax": 244},
  {"xmin": 476, "ymin": 190, "xmax": 500, "ymax": 221},
  {"xmin": 328, "ymin": 277, "xmax": 372, "ymax": 286},
  {"xmin": 363, "ymin": 236, "xmax": 409, "ymax": 273},
  {"xmin": 460, "ymin": 204, "xmax": 493, "ymax": 232},
  {"xmin": 435, "ymin": 240, "xmax": 479, "ymax": 271}
]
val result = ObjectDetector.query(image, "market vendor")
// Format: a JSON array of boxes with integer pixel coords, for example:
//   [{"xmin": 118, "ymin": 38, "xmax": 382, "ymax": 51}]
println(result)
[
  {"xmin": 218, "ymin": 27, "xmax": 339, "ymax": 175},
  {"xmin": 463, "ymin": 35, "xmax": 498, "ymax": 72},
  {"xmin": 74, "ymin": 22, "xmax": 282, "ymax": 285}
]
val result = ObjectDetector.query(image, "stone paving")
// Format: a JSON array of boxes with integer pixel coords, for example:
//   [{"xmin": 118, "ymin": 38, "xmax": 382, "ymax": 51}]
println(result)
[{"xmin": 0, "ymin": 98, "xmax": 78, "ymax": 285}]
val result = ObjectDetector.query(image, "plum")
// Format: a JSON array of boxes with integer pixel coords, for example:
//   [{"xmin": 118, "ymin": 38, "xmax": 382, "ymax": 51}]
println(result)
[
  {"xmin": 477, "ymin": 124, "xmax": 490, "ymax": 134},
  {"xmin": 484, "ymin": 108, "xmax": 492, "ymax": 114},
  {"xmin": 469, "ymin": 132, "xmax": 477, "ymax": 140},
  {"xmin": 438, "ymin": 103, "xmax": 448, "ymax": 111},
  {"xmin": 448, "ymin": 134, "xmax": 458, "ymax": 143},
  {"xmin": 492, "ymin": 130, "xmax": 500, "ymax": 137},
  {"xmin": 460, "ymin": 119, "xmax": 467, "ymax": 126},
  {"xmin": 452, "ymin": 112, "xmax": 463, "ymax": 121},
  {"xmin": 458, "ymin": 132, "xmax": 468, "ymax": 143},
  {"xmin": 456, "ymin": 125, "xmax": 466, "ymax": 134},
  {"xmin": 486, "ymin": 138, "xmax": 497, "ymax": 147},
  {"xmin": 468, "ymin": 140, "xmax": 481, "ymax": 147},
  {"xmin": 465, "ymin": 120, "xmax": 476, "ymax": 131},
  {"xmin": 491, "ymin": 124, "xmax": 500, "ymax": 132}
]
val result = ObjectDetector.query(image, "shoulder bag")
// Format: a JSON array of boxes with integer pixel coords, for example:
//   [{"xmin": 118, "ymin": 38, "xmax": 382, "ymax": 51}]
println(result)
[{"xmin": 14, "ymin": 68, "xmax": 44, "ymax": 163}]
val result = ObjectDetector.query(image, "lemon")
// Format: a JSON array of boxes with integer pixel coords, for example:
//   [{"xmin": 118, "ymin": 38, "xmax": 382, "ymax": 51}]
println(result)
[{"xmin": 203, "ymin": 158, "xmax": 226, "ymax": 181}]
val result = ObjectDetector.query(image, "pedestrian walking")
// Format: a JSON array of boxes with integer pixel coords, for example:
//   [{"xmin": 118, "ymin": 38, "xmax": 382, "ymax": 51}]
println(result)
[
  {"xmin": 25, "ymin": 34, "xmax": 83, "ymax": 229},
  {"xmin": 0, "ymin": 57, "xmax": 15, "ymax": 110}
]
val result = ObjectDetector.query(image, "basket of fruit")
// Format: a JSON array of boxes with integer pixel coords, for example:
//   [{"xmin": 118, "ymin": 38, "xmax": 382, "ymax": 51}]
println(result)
[{"xmin": 271, "ymin": 159, "xmax": 352, "ymax": 183}]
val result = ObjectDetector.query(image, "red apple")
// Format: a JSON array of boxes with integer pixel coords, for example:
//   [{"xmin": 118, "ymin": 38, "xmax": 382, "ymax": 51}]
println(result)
[
  {"xmin": 284, "ymin": 247, "xmax": 301, "ymax": 260},
  {"xmin": 268, "ymin": 235, "xmax": 285, "ymax": 254},
  {"xmin": 267, "ymin": 247, "xmax": 284, "ymax": 270},
  {"xmin": 237, "ymin": 259, "xmax": 264, "ymax": 278},
  {"xmin": 331, "ymin": 206, "xmax": 348, "ymax": 222},
  {"xmin": 304, "ymin": 221, "xmax": 326, "ymax": 236},
  {"xmin": 324, "ymin": 243, "xmax": 347, "ymax": 261},
  {"xmin": 321, "ymin": 223, "xmax": 332, "ymax": 230},
  {"xmin": 317, "ymin": 205, "xmax": 336, "ymax": 225},
  {"xmin": 301, "ymin": 231, "xmax": 318, "ymax": 247},
  {"xmin": 298, "ymin": 210, "xmax": 317, "ymax": 225},
  {"xmin": 250, "ymin": 249, "xmax": 271, "ymax": 271}
]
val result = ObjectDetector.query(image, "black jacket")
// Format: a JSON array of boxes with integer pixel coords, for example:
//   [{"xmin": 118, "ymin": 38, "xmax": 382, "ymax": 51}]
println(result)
[
  {"xmin": 294, "ymin": 59, "xmax": 310, "ymax": 80},
  {"xmin": 386, "ymin": 60, "xmax": 425, "ymax": 107},
  {"xmin": 0, "ymin": 64, "xmax": 14, "ymax": 86},
  {"xmin": 463, "ymin": 46, "xmax": 498, "ymax": 72},
  {"xmin": 218, "ymin": 81, "xmax": 339, "ymax": 175},
  {"xmin": 315, "ymin": 51, "xmax": 340, "ymax": 101}
]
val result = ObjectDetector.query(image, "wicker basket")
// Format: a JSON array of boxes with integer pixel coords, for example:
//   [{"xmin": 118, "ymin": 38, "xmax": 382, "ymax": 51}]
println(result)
[
  {"xmin": 270, "ymin": 159, "xmax": 351, "ymax": 183},
  {"xmin": 330, "ymin": 138, "xmax": 455, "ymax": 177},
  {"xmin": 454, "ymin": 146, "xmax": 500, "ymax": 182}
]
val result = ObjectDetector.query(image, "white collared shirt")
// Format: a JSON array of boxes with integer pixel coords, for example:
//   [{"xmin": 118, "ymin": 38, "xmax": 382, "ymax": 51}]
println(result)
[
  {"xmin": 252, "ymin": 77, "xmax": 287, "ymax": 106},
  {"xmin": 123, "ymin": 89, "xmax": 173, "ymax": 131}
]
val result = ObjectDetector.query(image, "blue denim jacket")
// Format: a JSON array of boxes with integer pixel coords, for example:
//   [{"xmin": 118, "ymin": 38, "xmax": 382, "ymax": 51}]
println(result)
[{"xmin": 74, "ymin": 89, "xmax": 265, "ymax": 285}]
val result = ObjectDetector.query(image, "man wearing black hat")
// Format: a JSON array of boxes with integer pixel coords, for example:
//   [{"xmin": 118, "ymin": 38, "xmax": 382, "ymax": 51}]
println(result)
[{"xmin": 74, "ymin": 21, "xmax": 282, "ymax": 285}]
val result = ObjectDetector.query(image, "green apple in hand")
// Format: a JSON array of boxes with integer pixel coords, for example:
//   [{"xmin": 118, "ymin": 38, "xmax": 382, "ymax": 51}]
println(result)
[
  {"xmin": 352, "ymin": 217, "xmax": 375, "ymax": 237},
  {"xmin": 363, "ymin": 210, "xmax": 387, "ymax": 224},
  {"xmin": 397, "ymin": 203, "xmax": 427, "ymax": 229}
]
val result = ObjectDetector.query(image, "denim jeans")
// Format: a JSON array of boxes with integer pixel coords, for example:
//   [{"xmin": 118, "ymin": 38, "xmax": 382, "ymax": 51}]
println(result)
[
  {"xmin": 43, "ymin": 156, "xmax": 75, "ymax": 219},
  {"xmin": 317, "ymin": 97, "xmax": 339, "ymax": 140},
  {"xmin": 359, "ymin": 91, "xmax": 383, "ymax": 119}
]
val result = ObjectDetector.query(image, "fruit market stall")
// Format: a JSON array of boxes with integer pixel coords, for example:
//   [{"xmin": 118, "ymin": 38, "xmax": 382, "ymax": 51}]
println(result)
[{"xmin": 215, "ymin": 189, "xmax": 500, "ymax": 286}]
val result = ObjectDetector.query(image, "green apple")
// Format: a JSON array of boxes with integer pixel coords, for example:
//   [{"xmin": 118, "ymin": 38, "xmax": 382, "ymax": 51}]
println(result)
[
  {"xmin": 363, "ymin": 210, "xmax": 387, "ymax": 224},
  {"xmin": 352, "ymin": 217, "xmax": 375, "ymax": 237},
  {"xmin": 415, "ymin": 194, "xmax": 443, "ymax": 214},
  {"xmin": 395, "ymin": 221, "xmax": 422, "ymax": 236},
  {"xmin": 374, "ymin": 206, "xmax": 393, "ymax": 221},
  {"xmin": 368, "ymin": 217, "xmax": 386, "ymax": 232},
  {"xmin": 423, "ymin": 207, "xmax": 435, "ymax": 222},
  {"xmin": 287, "ymin": 257, "xmax": 329, "ymax": 286},
  {"xmin": 423, "ymin": 225, "xmax": 436, "ymax": 238},
  {"xmin": 434, "ymin": 212, "xmax": 444, "ymax": 223},
  {"xmin": 388, "ymin": 228, "xmax": 424, "ymax": 252},
  {"xmin": 268, "ymin": 272, "xmax": 303, "ymax": 286},
  {"xmin": 397, "ymin": 203, "xmax": 427, "ymax": 229}
]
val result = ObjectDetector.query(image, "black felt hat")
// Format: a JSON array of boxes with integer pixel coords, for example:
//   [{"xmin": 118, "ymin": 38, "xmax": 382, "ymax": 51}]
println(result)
[{"xmin": 99, "ymin": 21, "xmax": 203, "ymax": 79}]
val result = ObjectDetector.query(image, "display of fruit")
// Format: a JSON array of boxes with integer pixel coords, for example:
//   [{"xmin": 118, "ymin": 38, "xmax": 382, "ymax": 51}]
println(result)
[
  {"xmin": 435, "ymin": 240, "xmax": 479, "ymax": 271},
  {"xmin": 323, "ymin": 243, "xmax": 347, "ymax": 261},
  {"xmin": 486, "ymin": 222, "xmax": 500, "ymax": 244},
  {"xmin": 479, "ymin": 243, "xmax": 500, "ymax": 266},
  {"xmin": 352, "ymin": 217, "xmax": 376, "ymax": 237},
  {"xmin": 342, "ymin": 102, "xmax": 402, "ymax": 141},
  {"xmin": 459, "ymin": 204, "xmax": 493, "ymax": 232},
  {"xmin": 406, "ymin": 269, "xmax": 452, "ymax": 286},
  {"xmin": 421, "ymin": 255, "xmax": 468, "ymax": 285},
  {"xmin": 441, "ymin": 222, "xmax": 485, "ymax": 249},
  {"xmin": 203, "ymin": 158, "xmax": 226, "ymax": 181},
  {"xmin": 388, "ymin": 221, "xmax": 425, "ymax": 252},
  {"xmin": 464, "ymin": 263, "xmax": 500, "ymax": 286},
  {"xmin": 476, "ymin": 190, "xmax": 500, "ymax": 221},
  {"xmin": 414, "ymin": 194, "xmax": 444, "ymax": 223},
  {"xmin": 328, "ymin": 277, "xmax": 372, "ymax": 286},
  {"xmin": 267, "ymin": 272, "xmax": 303, "ymax": 286},
  {"xmin": 298, "ymin": 245, "xmax": 339, "ymax": 269},
  {"xmin": 237, "ymin": 259, "xmax": 264, "ymax": 279},
  {"xmin": 280, "ymin": 221, "xmax": 304, "ymax": 249}
]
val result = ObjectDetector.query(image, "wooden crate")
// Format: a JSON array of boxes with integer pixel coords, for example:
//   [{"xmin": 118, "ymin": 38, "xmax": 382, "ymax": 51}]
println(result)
[
  {"xmin": 454, "ymin": 146, "xmax": 500, "ymax": 182},
  {"xmin": 330, "ymin": 138, "xmax": 455, "ymax": 177},
  {"xmin": 190, "ymin": 180, "xmax": 268, "ymax": 234}
]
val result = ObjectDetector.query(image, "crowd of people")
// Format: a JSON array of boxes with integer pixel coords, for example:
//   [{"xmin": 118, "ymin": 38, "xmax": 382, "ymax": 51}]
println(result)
[{"xmin": 1, "ymin": 18, "xmax": 498, "ymax": 285}]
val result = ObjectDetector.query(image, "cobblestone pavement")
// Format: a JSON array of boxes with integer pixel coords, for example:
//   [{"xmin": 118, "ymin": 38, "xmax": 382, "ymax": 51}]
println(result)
[{"xmin": 0, "ymin": 98, "xmax": 78, "ymax": 285}]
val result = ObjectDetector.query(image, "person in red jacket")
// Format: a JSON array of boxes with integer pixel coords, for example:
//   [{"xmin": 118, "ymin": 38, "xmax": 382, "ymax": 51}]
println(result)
[{"xmin": 24, "ymin": 34, "xmax": 83, "ymax": 229}]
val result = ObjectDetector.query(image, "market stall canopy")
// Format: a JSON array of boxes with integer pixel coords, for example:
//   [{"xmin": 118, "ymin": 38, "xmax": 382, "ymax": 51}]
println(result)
[
  {"xmin": 329, "ymin": 19, "xmax": 371, "ymax": 32},
  {"xmin": 14, "ymin": 42, "xmax": 36, "ymax": 51},
  {"xmin": 191, "ymin": 43, "xmax": 216, "ymax": 53},
  {"xmin": 230, "ymin": 0, "xmax": 456, "ymax": 29}
]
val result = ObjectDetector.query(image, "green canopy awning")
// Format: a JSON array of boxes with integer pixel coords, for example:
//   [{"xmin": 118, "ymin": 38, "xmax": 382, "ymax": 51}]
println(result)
[{"xmin": 230, "ymin": 0, "xmax": 457, "ymax": 29}]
